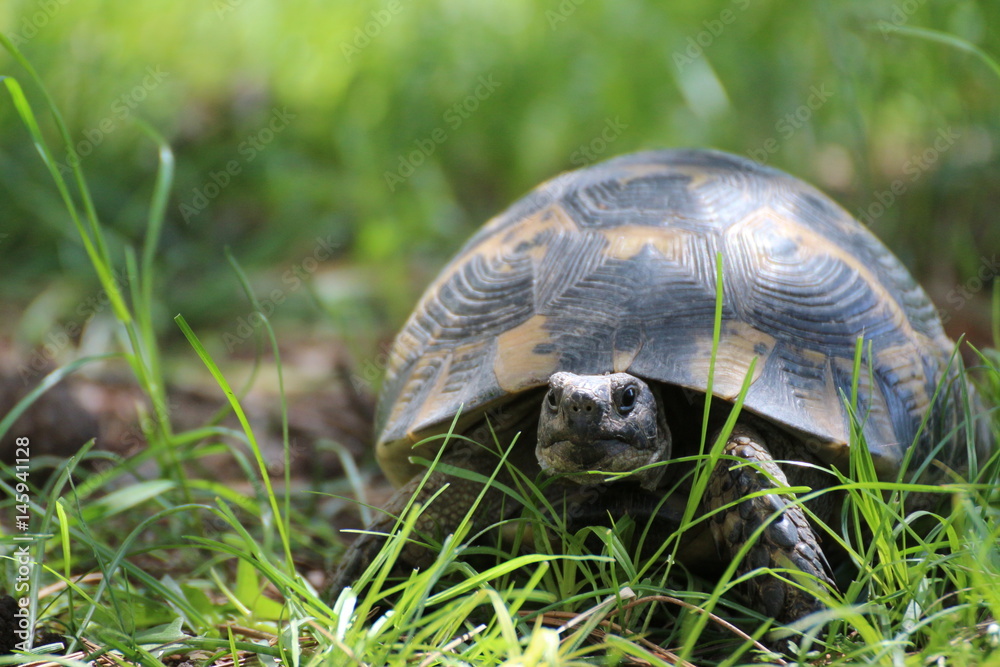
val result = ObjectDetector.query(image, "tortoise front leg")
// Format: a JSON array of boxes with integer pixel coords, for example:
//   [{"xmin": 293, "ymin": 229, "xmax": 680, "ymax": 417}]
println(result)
[
  {"xmin": 330, "ymin": 454, "xmax": 512, "ymax": 593},
  {"xmin": 707, "ymin": 424, "xmax": 834, "ymax": 624},
  {"xmin": 332, "ymin": 402, "xmax": 542, "ymax": 594}
]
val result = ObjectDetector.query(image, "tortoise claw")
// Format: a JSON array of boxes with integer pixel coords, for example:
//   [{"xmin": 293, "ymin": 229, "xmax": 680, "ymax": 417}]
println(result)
[{"xmin": 708, "ymin": 424, "xmax": 835, "ymax": 625}]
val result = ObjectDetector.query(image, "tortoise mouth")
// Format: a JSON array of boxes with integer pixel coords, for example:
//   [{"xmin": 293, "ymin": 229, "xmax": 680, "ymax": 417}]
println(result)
[{"xmin": 537, "ymin": 437, "xmax": 656, "ymax": 478}]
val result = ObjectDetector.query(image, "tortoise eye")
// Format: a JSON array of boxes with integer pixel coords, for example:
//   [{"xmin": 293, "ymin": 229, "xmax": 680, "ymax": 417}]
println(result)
[{"xmin": 618, "ymin": 386, "xmax": 637, "ymax": 415}]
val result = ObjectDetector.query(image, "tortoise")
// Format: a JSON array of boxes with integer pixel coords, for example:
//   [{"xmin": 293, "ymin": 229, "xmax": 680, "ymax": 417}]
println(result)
[{"xmin": 334, "ymin": 148, "xmax": 992, "ymax": 626}]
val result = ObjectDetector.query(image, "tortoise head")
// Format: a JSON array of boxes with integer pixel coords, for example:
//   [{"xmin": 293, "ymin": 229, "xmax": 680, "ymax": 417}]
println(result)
[{"xmin": 536, "ymin": 371, "xmax": 671, "ymax": 490}]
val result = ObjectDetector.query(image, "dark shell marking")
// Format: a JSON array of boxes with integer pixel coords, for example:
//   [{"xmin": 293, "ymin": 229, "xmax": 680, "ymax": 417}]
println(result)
[{"xmin": 376, "ymin": 149, "xmax": 971, "ymax": 486}]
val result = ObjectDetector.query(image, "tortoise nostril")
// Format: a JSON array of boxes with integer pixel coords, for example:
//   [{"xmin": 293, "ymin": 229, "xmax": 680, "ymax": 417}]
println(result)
[{"xmin": 565, "ymin": 392, "xmax": 599, "ymax": 421}]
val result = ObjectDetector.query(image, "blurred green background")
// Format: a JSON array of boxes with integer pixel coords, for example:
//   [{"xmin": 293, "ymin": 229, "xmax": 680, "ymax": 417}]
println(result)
[{"xmin": 2, "ymin": 0, "xmax": 998, "ymax": 373}]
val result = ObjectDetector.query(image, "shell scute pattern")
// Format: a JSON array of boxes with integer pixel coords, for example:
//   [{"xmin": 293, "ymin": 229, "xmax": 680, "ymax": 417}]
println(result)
[{"xmin": 376, "ymin": 149, "xmax": 973, "ymax": 484}]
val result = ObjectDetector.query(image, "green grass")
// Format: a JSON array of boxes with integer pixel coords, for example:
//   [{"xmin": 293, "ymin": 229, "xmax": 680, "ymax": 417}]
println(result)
[{"xmin": 3, "ymin": 29, "xmax": 1000, "ymax": 667}]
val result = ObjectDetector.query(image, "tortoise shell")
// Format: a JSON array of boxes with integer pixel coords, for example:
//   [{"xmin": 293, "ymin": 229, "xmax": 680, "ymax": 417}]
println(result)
[{"xmin": 376, "ymin": 149, "xmax": 974, "ymax": 486}]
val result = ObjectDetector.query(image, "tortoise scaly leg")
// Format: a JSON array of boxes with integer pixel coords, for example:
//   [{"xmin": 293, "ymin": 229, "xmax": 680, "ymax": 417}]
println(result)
[
  {"xmin": 331, "ymin": 465, "xmax": 501, "ymax": 591},
  {"xmin": 707, "ymin": 424, "xmax": 834, "ymax": 624},
  {"xmin": 330, "ymin": 435, "xmax": 530, "ymax": 593},
  {"xmin": 331, "ymin": 402, "xmax": 541, "ymax": 593}
]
